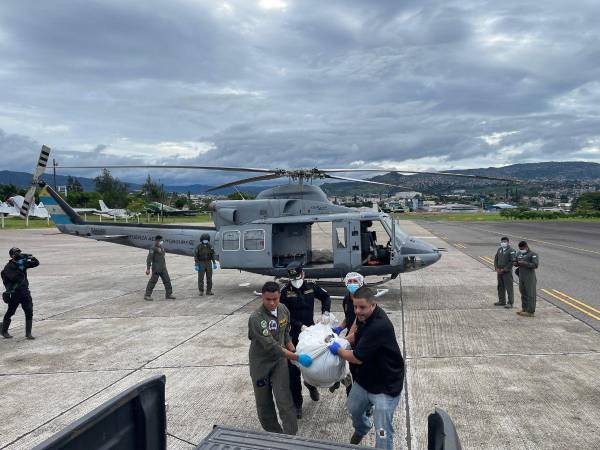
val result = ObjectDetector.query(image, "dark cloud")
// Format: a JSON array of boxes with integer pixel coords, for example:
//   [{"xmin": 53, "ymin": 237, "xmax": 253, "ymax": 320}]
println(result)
[{"xmin": 0, "ymin": 0, "xmax": 599, "ymax": 185}]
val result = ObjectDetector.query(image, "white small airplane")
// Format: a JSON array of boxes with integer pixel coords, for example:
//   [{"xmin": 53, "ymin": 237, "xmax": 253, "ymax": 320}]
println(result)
[
  {"xmin": 98, "ymin": 200, "xmax": 131, "ymax": 218},
  {"xmin": 1, "ymin": 196, "xmax": 49, "ymax": 218}
]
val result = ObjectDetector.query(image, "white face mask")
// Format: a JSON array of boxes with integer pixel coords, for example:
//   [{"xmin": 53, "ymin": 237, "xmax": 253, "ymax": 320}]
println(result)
[
  {"xmin": 291, "ymin": 279, "xmax": 303, "ymax": 289},
  {"xmin": 159, "ymin": 240, "xmax": 164, "ymax": 246},
  {"xmin": 500, "ymin": 242, "xmax": 508, "ymax": 249},
  {"xmin": 519, "ymin": 249, "xmax": 527, "ymax": 254}
]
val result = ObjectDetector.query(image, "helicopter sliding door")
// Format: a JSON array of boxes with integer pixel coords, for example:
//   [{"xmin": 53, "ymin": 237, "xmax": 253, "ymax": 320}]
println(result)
[
  {"xmin": 332, "ymin": 220, "xmax": 361, "ymax": 271},
  {"xmin": 215, "ymin": 224, "xmax": 272, "ymax": 269}
]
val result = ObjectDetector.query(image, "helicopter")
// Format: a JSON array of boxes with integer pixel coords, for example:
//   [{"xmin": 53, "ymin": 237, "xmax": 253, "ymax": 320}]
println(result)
[{"xmin": 22, "ymin": 145, "xmax": 515, "ymax": 282}]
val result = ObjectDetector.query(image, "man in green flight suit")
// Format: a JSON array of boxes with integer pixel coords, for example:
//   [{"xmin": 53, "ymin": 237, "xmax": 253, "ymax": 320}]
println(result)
[
  {"xmin": 248, "ymin": 281, "xmax": 313, "ymax": 435},
  {"xmin": 494, "ymin": 236, "xmax": 516, "ymax": 308},
  {"xmin": 514, "ymin": 240, "xmax": 539, "ymax": 317},
  {"xmin": 194, "ymin": 233, "xmax": 216, "ymax": 296},
  {"xmin": 144, "ymin": 235, "xmax": 175, "ymax": 301}
]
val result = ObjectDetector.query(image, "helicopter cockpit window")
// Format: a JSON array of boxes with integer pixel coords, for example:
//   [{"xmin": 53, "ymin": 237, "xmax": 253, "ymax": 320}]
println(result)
[
  {"xmin": 222, "ymin": 230, "xmax": 240, "ymax": 251},
  {"xmin": 336, "ymin": 227, "xmax": 346, "ymax": 249},
  {"xmin": 244, "ymin": 229, "xmax": 265, "ymax": 251}
]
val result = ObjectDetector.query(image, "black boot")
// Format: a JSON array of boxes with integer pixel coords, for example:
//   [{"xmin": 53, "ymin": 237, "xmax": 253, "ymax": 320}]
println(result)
[
  {"xmin": 304, "ymin": 382, "xmax": 320, "ymax": 401},
  {"xmin": 25, "ymin": 318, "xmax": 35, "ymax": 340},
  {"xmin": 1, "ymin": 319, "xmax": 12, "ymax": 339}
]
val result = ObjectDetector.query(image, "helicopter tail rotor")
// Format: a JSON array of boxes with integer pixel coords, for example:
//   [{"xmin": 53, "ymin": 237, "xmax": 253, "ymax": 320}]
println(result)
[{"xmin": 19, "ymin": 145, "xmax": 51, "ymax": 218}]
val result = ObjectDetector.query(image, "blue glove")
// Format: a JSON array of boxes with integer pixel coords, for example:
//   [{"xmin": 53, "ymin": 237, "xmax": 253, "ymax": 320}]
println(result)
[
  {"xmin": 332, "ymin": 326, "xmax": 344, "ymax": 335},
  {"xmin": 194, "ymin": 263, "xmax": 200, "ymax": 272},
  {"xmin": 297, "ymin": 354, "xmax": 313, "ymax": 367},
  {"xmin": 329, "ymin": 342, "xmax": 341, "ymax": 355}
]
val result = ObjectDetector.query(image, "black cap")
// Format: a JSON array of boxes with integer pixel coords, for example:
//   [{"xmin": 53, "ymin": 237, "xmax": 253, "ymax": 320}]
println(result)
[
  {"xmin": 518, "ymin": 240, "xmax": 528, "ymax": 248},
  {"xmin": 287, "ymin": 261, "xmax": 304, "ymax": 278},
  {"xmin": 155, "ymin": 235, "xmax": 163, "ymax": 240},
  {"xmin": 9, "ymin": 247, "xmax": 21, "ymax": 258},
  {"xmin": 201, "ymin": 233, "xmax": 210, "ymax": 241}
]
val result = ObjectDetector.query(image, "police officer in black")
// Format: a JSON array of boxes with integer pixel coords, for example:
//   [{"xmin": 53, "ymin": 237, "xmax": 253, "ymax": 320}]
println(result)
[
  {"xmin": 279, "ymin": 262, "xmax": 331, "ymax": 418},
  {"xmin": 1, "ymin": 247, "xmax": 39, "ymax": 339}
]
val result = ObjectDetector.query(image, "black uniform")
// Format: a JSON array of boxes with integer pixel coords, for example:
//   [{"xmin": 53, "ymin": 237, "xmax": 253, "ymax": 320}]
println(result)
[
  {"xmin": 280, "ymin": 281, "xmax": 331, "ymax": 408},
  {"xmin": 2, "ymin": 257, "xmax": 39, "ymax": 337},
  {"xmin": 342, "ymin": 293, "xmax": 357, "ymax": 332},
  {"xmin": 342, "ymin": 293, "xmax": 357, "ymax": 395},
  {"xmin": 352, "ymin": 305, "xmax": 404, "ymax": 397}
]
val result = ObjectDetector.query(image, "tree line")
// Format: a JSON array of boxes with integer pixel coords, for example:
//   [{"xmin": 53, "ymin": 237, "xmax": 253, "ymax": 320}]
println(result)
[{"xmin": 500, "ymin": 192, "xmax": 600, "ymax": 219}]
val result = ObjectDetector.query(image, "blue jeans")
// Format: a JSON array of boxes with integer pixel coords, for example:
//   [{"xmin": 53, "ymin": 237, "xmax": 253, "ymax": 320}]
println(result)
[{"xmin": 347, "ymin": 382, "xmax": 400, "ymax": 449}]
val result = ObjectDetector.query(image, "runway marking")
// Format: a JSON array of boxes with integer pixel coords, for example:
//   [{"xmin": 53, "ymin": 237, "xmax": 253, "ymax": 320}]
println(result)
[
  {"xmin": 454, "ymin": 224, "xmax": 600, "ymax": 256},
  {"xmin": 541, "ymin": 289, "xmax": 600, "ymax": 321},
  {"xmin": 455, "ymin": 243, "xmax": 466, "ymax": 249},
  {"xmin": 479, "ymin": 256, "xmax": 493, "ymax": 265},
  {"xmin": 551, "ymin": 289, "xmax": 600, "ymax": 315}
]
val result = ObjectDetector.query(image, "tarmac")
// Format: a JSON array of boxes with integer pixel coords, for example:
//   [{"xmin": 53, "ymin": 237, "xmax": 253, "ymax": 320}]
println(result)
[
  {"xmin": 417, "ymin": 220, "xmax": 600, "ymax": 331},
  {"xmin": 0, "ymin": 221, "xmax": 599, "ymax": 449}
]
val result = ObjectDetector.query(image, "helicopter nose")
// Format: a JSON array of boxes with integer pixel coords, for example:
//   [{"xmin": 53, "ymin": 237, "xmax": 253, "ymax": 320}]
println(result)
[
  {"xmin": 421, "ymin": 246, "xmax": 442, "ymax": 266},
  {"xmin": 398, "ymin": 238, "xmax": 442, "ymax": 270}
]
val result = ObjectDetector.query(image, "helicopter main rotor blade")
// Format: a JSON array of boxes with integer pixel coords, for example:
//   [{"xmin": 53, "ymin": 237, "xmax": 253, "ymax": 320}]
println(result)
[
  {"xmin": 57, "ymin": 164, "xmax": 280, "ymax": 174},
  {"xmin": 324, "ymin": 174, "xmax": 411, "ymax": 189},
  {"xmin": 320, "ymin": 168, "xmax": 519, "ymax": 182},
  {"xmin": 206, "ymin": 173, "xmax": 284, "ymax": 192}
]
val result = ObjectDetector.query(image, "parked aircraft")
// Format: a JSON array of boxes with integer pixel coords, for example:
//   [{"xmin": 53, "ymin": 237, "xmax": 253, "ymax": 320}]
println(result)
[
  {"xmin": 143, "ymin": 201, "xmax": 203, "ymax": 216},
  {"xmin": 2, "ymin": 195, "xmax": 49, "ymax": 218}
]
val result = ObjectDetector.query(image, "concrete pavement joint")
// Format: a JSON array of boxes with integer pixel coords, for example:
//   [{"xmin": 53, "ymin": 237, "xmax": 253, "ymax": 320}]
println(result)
[
  {"xmin": 166, "ymin": 432, "xmax": 196, "ymax": 448},
  {"xmin": 0, "ymin": 368, "xmax": 138, "ymax": 377},
  {"xmin": 399, "ymin": 274, "xmax": 412, "ymax": 450},
  {"xmin": 42, "ymin": 313, "xmax": 231, "ymax": 321},
  {"xmin": 146, "ymin": 363, "xmax": 249, "ymax": 369},
  {"xmin": 405, "ymin": 350, "xmax": 600, "ymax": 361}
]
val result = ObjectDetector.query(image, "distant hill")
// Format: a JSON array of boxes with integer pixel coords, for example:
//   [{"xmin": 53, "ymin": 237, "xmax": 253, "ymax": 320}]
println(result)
[
  {"xmin": 0, "ymin": 170, "xmax": 265, "ymax": 195},
  {"xmin": 443, "ymin": 161, "xmax": 600, "ymax": 180},
  {"xmin": 321, "ymin": 161, "xmax": 600, "ymax": 196}
]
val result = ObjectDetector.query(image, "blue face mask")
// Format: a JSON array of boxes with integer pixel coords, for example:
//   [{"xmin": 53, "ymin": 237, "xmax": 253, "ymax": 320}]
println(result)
[
  {"xmin": 346, "ymin": 283, "xmax": 360, "ymax": 294},
  {"xmin": 202, "ymin": 240, "xmax": 209, "ymax": 244}
]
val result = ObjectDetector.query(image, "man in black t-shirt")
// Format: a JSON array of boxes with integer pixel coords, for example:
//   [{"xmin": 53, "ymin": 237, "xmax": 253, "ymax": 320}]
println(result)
[{"xmin": 329, "ymin": 286, "xmax": 404, "ymax": 449}]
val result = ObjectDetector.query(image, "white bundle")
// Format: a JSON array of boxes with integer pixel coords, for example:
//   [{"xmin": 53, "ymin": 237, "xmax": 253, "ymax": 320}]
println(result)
[{"xmin": 294, "ymin": 314, "xmax": 350, "ymax": 388}]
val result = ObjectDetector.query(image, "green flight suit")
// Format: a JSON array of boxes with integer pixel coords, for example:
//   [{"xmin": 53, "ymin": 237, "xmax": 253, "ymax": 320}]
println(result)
[
  {"xmin": 145, "ymin": 244, "xmax": 173, "ymax": 297},
  {"xmin": 194, "ymin": 243, "xmax": 215, "ymax": 293},
  {"xmin": 516, "ymin": 250, "xmax": 539, "ymax": 313},
  {"xmin": 248, "ymin": 303, "xmax": 297, "ymax": 435},
  {"xmin": 494, "ymin": 245, "xmax": 516, "ymax": 305}
]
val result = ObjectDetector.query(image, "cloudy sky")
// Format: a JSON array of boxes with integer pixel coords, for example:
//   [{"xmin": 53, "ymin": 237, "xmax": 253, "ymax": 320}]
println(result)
[{"xmin": 1, "ymin": 0, "xmax": 600, "ymax": 185}]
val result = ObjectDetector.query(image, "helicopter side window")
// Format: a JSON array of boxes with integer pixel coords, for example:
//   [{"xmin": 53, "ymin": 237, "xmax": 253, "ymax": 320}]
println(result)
[
  {"xmin": 336, "ymin": 227, "xmax": 346, "ymax": 249},
  {"xmin": 244, "ymin": 229, "xmax": 265, "ymax": 251},
  {"xmin": 222, "ymin": 230, "xmax": 240, "ymax": 251}
]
